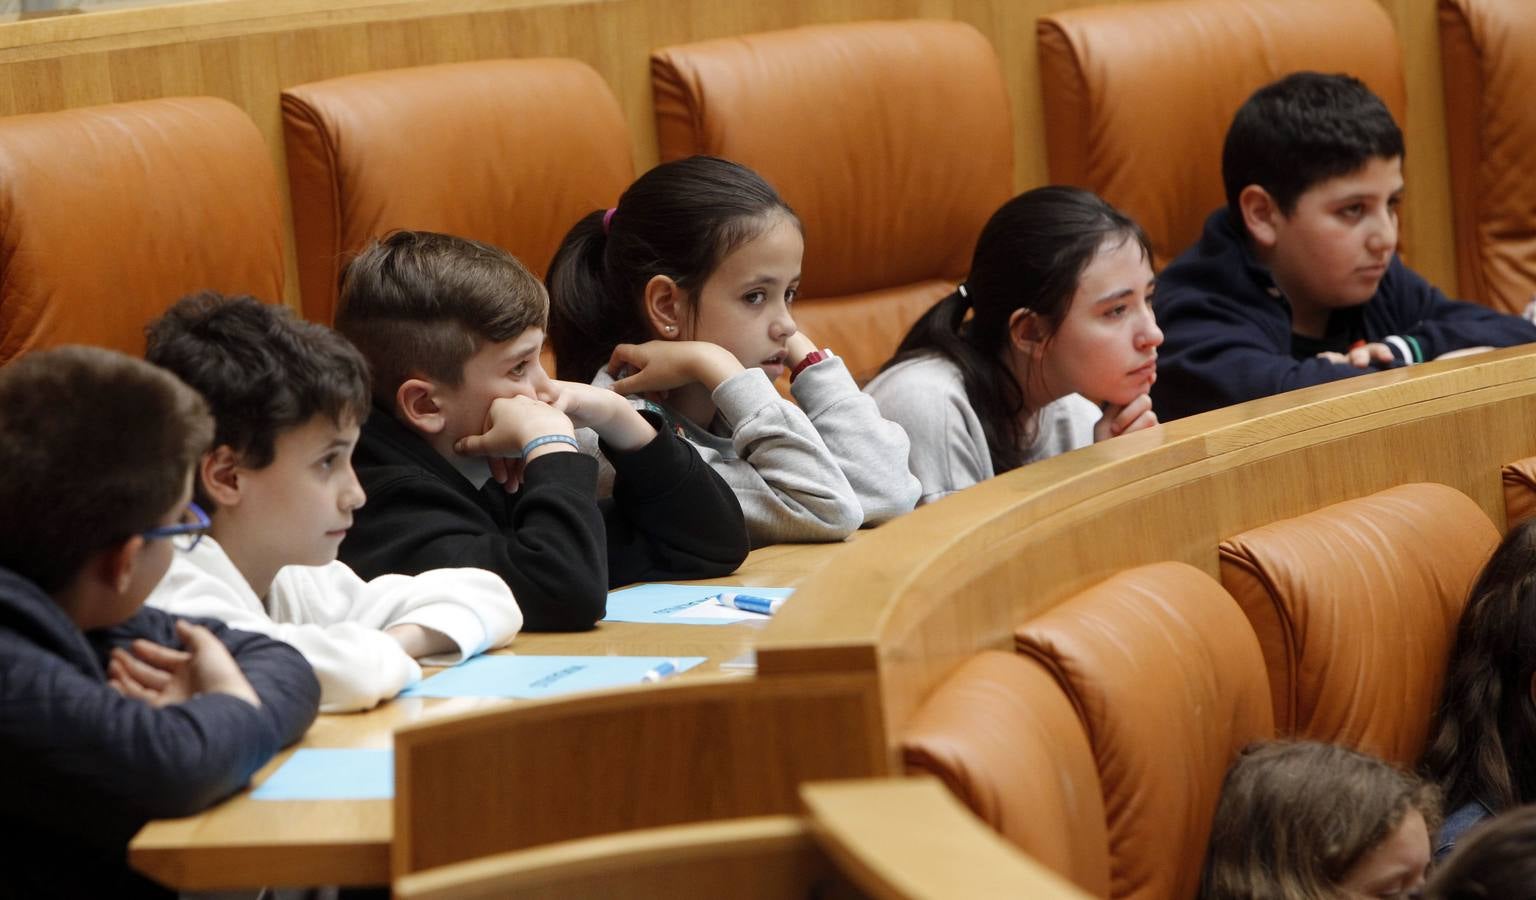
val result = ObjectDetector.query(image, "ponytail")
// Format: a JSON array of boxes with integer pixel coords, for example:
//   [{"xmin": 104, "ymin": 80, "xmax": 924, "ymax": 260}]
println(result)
[{"xmin": 546, "ymin": 209, "xmax": 649, "ymax": 383}]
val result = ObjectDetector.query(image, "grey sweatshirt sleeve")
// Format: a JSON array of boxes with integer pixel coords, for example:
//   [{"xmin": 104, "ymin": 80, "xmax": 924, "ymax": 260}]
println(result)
[
  {"xmin": 704, "ymin": 367, "xmax": 862, "ymax": 546},
  {"xmin": 864, "ymin": 357, "xmax": 992, "ymax": 506},
  {"xmin": 789, "ymin": 355, "xmax": 920, "ymax": 524}
]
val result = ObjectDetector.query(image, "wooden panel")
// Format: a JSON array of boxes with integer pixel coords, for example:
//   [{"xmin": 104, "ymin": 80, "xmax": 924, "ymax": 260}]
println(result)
[
  {"xmin": 757, "ymin": 346, "xmax": 1536, "ymax": 739},
  {"xmin": 393, "ymin": 671, "xmax": 890, "ymax": 875},
  {"xmin": 0, "ymin": 0, "xmax": 1460, "ymax": 311},
  {"xmin": 802, "ymin": 778, "xmax": 1093, "ymax": 900}
]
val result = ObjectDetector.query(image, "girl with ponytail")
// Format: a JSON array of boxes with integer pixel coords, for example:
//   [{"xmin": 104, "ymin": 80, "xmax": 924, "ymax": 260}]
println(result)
[
  {"xmin": 865, "ymin": 186, "xmax": 1162, "ymax": 504},
  {"xmin": 1421, "ymin": 520, "xmax": 1536, "ymax": 859},
  {"xmin": 546, "ymin": 156, "xmax": 919, "ymax": 547}
]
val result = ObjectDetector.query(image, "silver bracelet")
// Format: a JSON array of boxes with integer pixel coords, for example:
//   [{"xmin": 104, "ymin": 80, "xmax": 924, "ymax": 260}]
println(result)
[{"xmin": 520, "ymin": 433, "xmax": 580, "ymax": 458}]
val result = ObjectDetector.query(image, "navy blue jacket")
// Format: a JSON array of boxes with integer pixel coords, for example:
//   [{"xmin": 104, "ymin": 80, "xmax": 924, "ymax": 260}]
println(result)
[
  {"xmin": 340, "ymin": 404, "xmax": 749, "ymax": 632},
  {"xmin": 1151, "ymin": 208, "xmax": 1536, "ymax": 420},
  {"xmin": 0, "ymin": 566, "xmax": 319, "ymax": 899}
]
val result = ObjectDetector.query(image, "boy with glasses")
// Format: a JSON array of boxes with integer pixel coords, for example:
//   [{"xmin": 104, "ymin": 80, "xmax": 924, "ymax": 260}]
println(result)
[
  {"xmin": 0, "ymin": 346, "xmax": 319, "ymax": 898},
  {"xmin": 144, "ymin": 292, "xmax": 524, "ymax": 713}
]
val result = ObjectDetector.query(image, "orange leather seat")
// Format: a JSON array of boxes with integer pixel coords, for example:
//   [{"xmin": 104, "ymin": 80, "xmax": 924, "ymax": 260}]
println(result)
[
  {"xmin": 902, "ymin": 650, "xmax": 1110, "ymax": 897},
  {"xmin": 1219, "ymin": 483, "xmax": 1498, "ymax": 767},
  {"xmin": 0, "ymin": 98, "xmax": 284, "ymax": 363},
  {"xmin": 652, "ymin": 21, "xmax": 1013, "ymax": 383},
  {"xmin": 1016, "ymin": 562, "xmax": 1273, "ymax": 900},
  {"xmin": 1502, "ymin": 457, "xmax": 1536, "ymax": 529},
  {"xmin": 1439, "ymin": 0, "xmax": 1536, "ymax": 314},
  {"xmin": 1037, "ymin": 0, "xmax": 1405, "ymax": 265},
  {"xmin": 282, "ymin": 58, "xmax": 635, "ymax": 332}
]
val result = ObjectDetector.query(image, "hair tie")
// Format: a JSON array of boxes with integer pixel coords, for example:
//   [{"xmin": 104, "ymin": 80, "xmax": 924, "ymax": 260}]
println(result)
[{"xmin": 602, "ymin": 207, "xmax": 617, "ymax": 234}]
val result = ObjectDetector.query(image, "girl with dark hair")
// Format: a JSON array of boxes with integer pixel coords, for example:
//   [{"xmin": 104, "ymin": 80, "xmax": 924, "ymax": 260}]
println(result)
[
  {"xmin": 1201, "ymin": 741, "xmax": 1439, "ymax": 900},
  {"xmin": 865, "ymin": 186, "xmax": 1162, "ymax": 504},
  {"xmin": 546, "ymin": 155, "xmax": 919, "ymax": 547},
  {"xmin": 1421, "ymin": 520, "xmax": 1536, "ymax": 859}
]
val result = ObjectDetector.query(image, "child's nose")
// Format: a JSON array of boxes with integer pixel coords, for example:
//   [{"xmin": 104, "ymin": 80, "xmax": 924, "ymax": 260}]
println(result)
[
  {"xmin": 1367, "ymin": 208, "xmax": 1398, "ymax": 255},
  {"xmin": 1140, "ymin": 310, "xmax": 1164, "ymax": 349},
  {"xmin": 341, "ymin": 466, "xmax": 367, "ymax": 512},
  {"xmin": 770, "ymin": 302, "xmax": 797, "ymax": 342}
]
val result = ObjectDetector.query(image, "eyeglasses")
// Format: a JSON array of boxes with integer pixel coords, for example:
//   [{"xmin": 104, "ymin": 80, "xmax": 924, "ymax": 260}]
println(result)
[{"xmin": 141, "ymin": 502, "xmax": 211, "ymax": 552}]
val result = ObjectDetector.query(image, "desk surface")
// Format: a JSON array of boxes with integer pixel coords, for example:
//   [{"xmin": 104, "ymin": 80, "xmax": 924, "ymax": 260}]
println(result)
[{"xmin": 129, "ymin": 539, "xmax": 848, "ymax": 891}]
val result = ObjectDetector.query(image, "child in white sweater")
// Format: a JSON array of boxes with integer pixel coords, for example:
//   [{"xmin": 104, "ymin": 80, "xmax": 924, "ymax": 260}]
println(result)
[
  {"xmin": 144, "ymin": 293, "xmax": 522, "ymax": 712},
  {"xmin": 546, "ymin": 156, "xmax": 919, "ymax": 546}
]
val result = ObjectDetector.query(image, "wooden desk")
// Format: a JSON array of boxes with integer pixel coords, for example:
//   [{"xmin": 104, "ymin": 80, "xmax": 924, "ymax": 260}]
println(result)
[{"xmin": 129, "ymin": 540, "xmax": 848, "ymax": 891}]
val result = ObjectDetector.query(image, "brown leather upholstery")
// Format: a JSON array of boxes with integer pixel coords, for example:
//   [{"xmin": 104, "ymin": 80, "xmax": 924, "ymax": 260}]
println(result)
[
  {"xmin": 1503, "ymin": 457, "xmax": 1536, "ymax": 529},
  {"xmin": 1219, "ymin": 483, "xmax": 1498, "ymax": 767},
  {"xmin": 902, "ymin": 650, "xmax": 1110, "ymax": 897},
  {"xmin": 652, "ymin": 21, "xmax": 1012, "ymax": 382},
  {"xmin": 1016, "ymin": 562, "xmax": 1273, "ymax": 900},
  {"xmin": 0, "ymin": 98, "xmax": 284, "ymax": 363},
  {"xmin": 1439, "ymin": 0, "xmax": 1536, "ymax": 314},
  {"xmin": 1038, "ymin": 0, "xmax": 1406, "ymax": 265},
  {"xmin": 283, "ymin": 58, "xmax": 634, "ymax": 327}
]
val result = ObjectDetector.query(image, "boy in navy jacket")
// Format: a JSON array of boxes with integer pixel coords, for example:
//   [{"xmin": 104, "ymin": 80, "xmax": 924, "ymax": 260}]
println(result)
[
  {"xmin": 0, "ymin": 347, "xmax": 318, "ymax": 899},
  {"xmin": 1152, "ymin": 72, "xmax": 1536, "ymax": 421}
]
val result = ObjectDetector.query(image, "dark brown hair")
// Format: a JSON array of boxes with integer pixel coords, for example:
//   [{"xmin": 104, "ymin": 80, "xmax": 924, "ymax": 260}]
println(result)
[
  {"xmin": 146, "ymin": 292, "xmax": 370, "ymax": 476},
  {"xmin": 1199, "ymin": 741, "xmax": 1441, "ymax": 900},
  {"xmin": 0, "ymin": 346, "xmax": 212, "ymax": 594},
  {"xmin": 1424, "ymin": 805, "xmax": 1536, "ymax": 900},
  {"xmin": 336, "ymin": 230, "xmax": 547, "ymax": 404},
  {"xmin": 1421, "ymin": 520, "xmax": 1536, "ymax": 816}
]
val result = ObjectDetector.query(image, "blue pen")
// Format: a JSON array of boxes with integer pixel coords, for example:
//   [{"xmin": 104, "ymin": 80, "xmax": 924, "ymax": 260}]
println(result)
[
  {"xmin": 712, "ymin": 592, "xmax": 784, "ymax": 616},
  {"xmin": 640, "ymin": 658, "xmax": 680, "ymax": 683}
]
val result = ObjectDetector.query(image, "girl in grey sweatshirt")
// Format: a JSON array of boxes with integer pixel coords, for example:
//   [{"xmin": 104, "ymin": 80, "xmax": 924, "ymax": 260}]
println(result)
[
  {"xmin": 869, "ymin": 187, "xmax": 1164, "ymax": 505},
  {"xmin": 547, "ymin": 156, "xmax": 919, "ymax": 547}
]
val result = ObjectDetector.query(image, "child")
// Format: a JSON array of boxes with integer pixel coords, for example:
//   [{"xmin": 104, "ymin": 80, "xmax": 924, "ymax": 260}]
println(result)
[
  {"xmin": 1153, "ymin": 71, "xmax": 1536, "ymax": 421},
  {"xmin": 546, "ymin": 155, "xmax": 919, "ymax": 545},
  {"xmin": 334, "ymin": 231, "xmax": 749, "ymax": 629},
  {"xmin": 0, "ymin": 346, "xmax": 318, "ymax": 898},
  {"xmin": 1200, "ymin": 741, "xmax": 1439, "ymax": 900},
  {"xmin": 144, "ymin": 293, "xmax": 523, "ymax": 713},
  {"xmin": 1421, "ymin": 520, "xmax": 1536, "ymax": 860},
  {"xmin": 865, "ymin": 186, "xmax": 1161, "ymax": 505},
  {"xmin": 1423, "ymin": 805, "xmax": 1536, "ymax": 899}
]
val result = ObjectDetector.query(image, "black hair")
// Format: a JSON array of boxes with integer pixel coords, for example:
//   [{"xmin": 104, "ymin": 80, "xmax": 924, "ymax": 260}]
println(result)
[
  {"xmin": 0, "ymin": 346, "xmax": 212, "ymax": 594},
  {"xmin": 880, "ymin": 186, "xmax": 1150, "ymax": 475},
  {"xmin": 1424, "ymin": 805, "xmax": 1536, "ymax": 900},
  {"xmin": 336, "ymin": 230, "xmax": 547, "ymax": 404},
  {"xmin": 1421, "ymin": 521, "xmax": 1536, "ymax": 816},
  {"xmin": 546, "ymin": 155, "xmax": 800, "ymax": 383},
  {"xmin": 1223, "ymin": 71, "xmax": 1404, "ymax": 230},
  {"xmin": 146, "ymin": 292, "xmax": 370, "ymax": 485}
]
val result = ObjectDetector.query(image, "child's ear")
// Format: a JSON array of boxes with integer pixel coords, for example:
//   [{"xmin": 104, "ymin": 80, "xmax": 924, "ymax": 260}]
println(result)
[
  {"xmin": 642, "ymin": 274, "xmax": 685, "ymax": 341},
  {"xmin": 100, "ymin": 535, "xmax": 143, "ymax": 595},
  {"xmin": 201, "ymin": 446, "xmax": 242, "ymax": 508},
  {"xmin": 1007, "ymin": 308, "xmax": 1046, "ymax": 355},
  {"xmin": 396, "ymin": 378, "xmax": 447, "ymax": 435},
  {"xmin": 1238, "ymin": 184, "xmax": 1281, "ymax": 250}
]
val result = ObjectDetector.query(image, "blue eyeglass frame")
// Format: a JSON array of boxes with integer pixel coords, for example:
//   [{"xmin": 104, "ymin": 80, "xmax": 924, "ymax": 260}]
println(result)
[{"xmin": 141, "ymin": 501, "xmax": 211, "ymax": 551}]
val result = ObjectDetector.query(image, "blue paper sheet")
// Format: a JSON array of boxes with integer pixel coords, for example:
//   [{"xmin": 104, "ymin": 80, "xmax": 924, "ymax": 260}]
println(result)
[
  {"xmin": 399, "ymin": 654, "xmax": 707, "ymax": 699},
  {"xmin": 603, "ymin": 583, "xmax": 795, "ymax": 624},
  {"xmin": 252, "ymin": 748, "xmax": 393, "ymax": 801}
]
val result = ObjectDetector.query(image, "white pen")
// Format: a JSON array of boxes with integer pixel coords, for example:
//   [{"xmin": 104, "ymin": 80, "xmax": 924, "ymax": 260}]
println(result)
[
  {"xmin": 711, "ymin": 592, "xmax": 784, "ymax": 615},
  {"xmin": 640, "ymin": 658, "xmax": 681, "ymax": 683}
]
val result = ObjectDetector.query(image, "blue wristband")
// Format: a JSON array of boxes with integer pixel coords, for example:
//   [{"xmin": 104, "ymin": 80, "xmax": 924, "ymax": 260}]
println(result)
[{"xmin": 520, "ymin": 434, "xmax": 580, "ymax": 458}]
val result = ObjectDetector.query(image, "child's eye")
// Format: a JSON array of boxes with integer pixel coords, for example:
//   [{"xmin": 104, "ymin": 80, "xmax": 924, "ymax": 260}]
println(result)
[
  {"xmin": 510, "ymin": 361, "xmax": 529, "ymax": 378},
  {"xmin": 786, "ymin": 286, "xmax": 798, "ymax": 305},
  {"xmin": 1339, "ymin": 203, "xmax": 1365, "ymax": 220},
  {"xmin": 743, "ymin": 290, "xmax": 767, "ymax": 306},
  {"xmin": 318, "ymin": 453, "xmax": 338, "ymax": 470},
  {"xmin": 1105, "ymin": 304, "xmax": 1128, "ymax": 320}
]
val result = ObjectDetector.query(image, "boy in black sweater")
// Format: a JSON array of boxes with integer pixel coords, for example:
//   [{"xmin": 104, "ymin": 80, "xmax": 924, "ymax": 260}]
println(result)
[
  {"xmin": 0, "ymin": 347, "xmax": 318, "ymax": 898},
  {"xmin": 335, "ymin": 231, "xmax": 749, "ymax": 631},
  {"xmin": 1152, "ymin": 72, "xmax": 1536, "ymax": 420}
]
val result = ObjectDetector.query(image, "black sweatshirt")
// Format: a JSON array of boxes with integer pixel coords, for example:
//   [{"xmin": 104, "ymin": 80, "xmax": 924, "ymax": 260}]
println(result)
[{"xmin": 339, "ymin": 404, "xmax": 750, "ymax": 632}]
